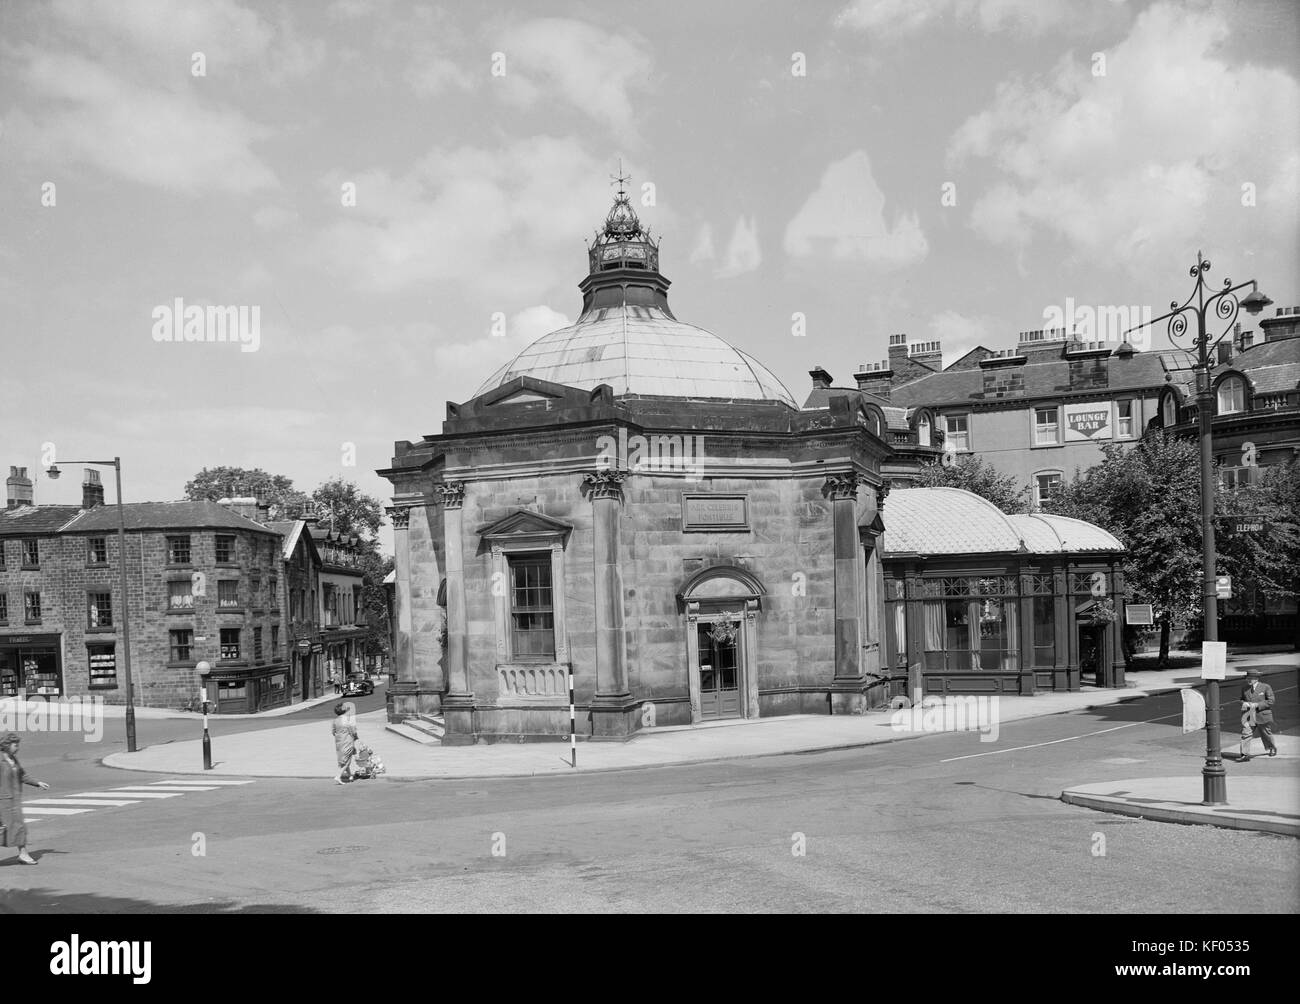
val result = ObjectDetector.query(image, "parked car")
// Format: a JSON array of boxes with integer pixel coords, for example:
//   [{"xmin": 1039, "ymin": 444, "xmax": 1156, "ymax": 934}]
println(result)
[{"xmin": 341, "ymin": 674, "xmax": 374, "ymax": 697}]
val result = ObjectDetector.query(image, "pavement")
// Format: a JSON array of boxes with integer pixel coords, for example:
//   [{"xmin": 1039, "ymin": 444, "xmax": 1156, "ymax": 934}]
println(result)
[{"xmin": 92, "ymin": 651, "xmax": 1298, "ymax": 835}]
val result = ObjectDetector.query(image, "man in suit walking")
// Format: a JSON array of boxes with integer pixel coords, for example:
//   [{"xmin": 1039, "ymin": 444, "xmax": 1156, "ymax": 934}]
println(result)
[{"xmin": 1239, "ymin": 669, "xmax": 1277, "ymax": 762}]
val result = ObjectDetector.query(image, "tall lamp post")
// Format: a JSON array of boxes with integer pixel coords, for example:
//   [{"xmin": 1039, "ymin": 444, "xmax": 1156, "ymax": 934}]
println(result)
[
  {"xmin": 1126, "ymin": 253, "xmax": 1271, "ymax": 805},
  {"xmin": 47, "ymin": 458, "xmax": 137, "ymax": 753}
]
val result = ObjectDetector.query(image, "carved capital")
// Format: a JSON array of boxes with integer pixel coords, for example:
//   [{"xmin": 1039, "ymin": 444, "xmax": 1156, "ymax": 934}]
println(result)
[
  {"xmin": 877, "ymin": 482, "xmax": 891, "ymax": 513},
  {"xmin": 435, "ymin": 481, "xmax": 466, "ymax": 510},
  {"xmin": 387, "ymin": 506, "xmax": 411, "ymax": 530},
  {"xmin": 584, "ymin": 469, "xmax": 628, "ymax": 502},
  {"xmin": 822, "ymin": 472, "xmax": 863, "ymax": 501}
]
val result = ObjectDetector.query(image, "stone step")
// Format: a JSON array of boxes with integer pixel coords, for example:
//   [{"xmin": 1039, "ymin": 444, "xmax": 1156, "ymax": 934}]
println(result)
[
  {"xmin": 406, "ymin": 715, "xmax": 445, "ymax": 738},
  {"xmin": 384, "ymin": 721, "xmax": 442, "ymax": 746}
]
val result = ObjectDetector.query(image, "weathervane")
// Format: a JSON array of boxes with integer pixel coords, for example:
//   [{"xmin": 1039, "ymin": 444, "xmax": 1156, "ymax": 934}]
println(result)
[{"xmin": 609, "ymin": 158, "xmax": 630, "ymax": 198}]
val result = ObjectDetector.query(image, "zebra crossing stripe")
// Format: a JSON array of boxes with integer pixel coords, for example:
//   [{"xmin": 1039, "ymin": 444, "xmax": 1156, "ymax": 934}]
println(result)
[
  {"xmin": 26, "ymin": 798, "xmax": 141, "ymax": 807},
  {"xmin": 70, "ymin": 790, "xmax": 183, "ymax": 799},
  {"xmin": 147, "ymin": 779, "xmax": 254, "ymax": 786},
  {"xmin": 111, "ymin": 785, "xmax": 220, "ymax": 793},
  {"xmin": 21, "ymin": 807, "xmax": 93, "ymax": 815}
]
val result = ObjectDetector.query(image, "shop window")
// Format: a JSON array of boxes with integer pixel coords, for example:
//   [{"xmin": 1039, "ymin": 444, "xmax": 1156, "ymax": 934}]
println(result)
[
  {"xmin": 22, "ymin": 539, "xmax": 39, "ymax": 568},
  {"xmin": 169, "ymin": 629, "xmax": 194, "ymax": 663},
  {"xmin": 88, "ymin": 536, "xmax": 108, "ymax": 564},
  {"xmin": 88, "ymin": 590, "xmax": 113, "ymax": 628},
  {"xmin": 87, "ymin": 643, "xmax": 118, "ymax": 689},
  {"xmin": 508, "ymin": 553, "xmax": 555, "ymax": 660},
  {"xmin": 218, "ymin": 580, "xmax": 240, "ymax": 608},
  {"xmin": 921, "ymin": 577, "xmax": 1019, "ymax": 672},
  {"xmin": 220, "ymin": 628, "xmax": 241, "ymax": 661},
  {"xmin": 24, "ymin": 591, "xmax": 42, "ymax": 624},
  {"xmin": 168, "ymin": 579, "xmax": 194, "ymax": 609},
  {"xmin": 945, "ymin": 414, "xmax": 970, "ymax": 452},
  {"xmin": 1033, "ymin": 406, "xmax": 1061, "ymax": 446},
  {"xmin": 0, "ymin": 594, "xmax": 7, "ymax": 625},
  {"xmin": 1033, "ymin": 594, "xmax": 1055, "ymax": 667},
  {"xmin": 215, "ymin": 534, "xmax": 236, "ymax": 563},
  {"xmin": 167, "ymin": 535, "xmax": 191, "ymax": 564},
  {"xmin": 271, "ymin": 626, "xmax": 280, "ymax": 658},
  {"xmin": 1216, "ymin": 376, "xmax": 1245, "ymax": 415}
]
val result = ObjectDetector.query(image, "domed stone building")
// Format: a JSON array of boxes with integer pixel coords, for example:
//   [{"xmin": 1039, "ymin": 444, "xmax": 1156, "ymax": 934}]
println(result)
[
  {"xmin": 380, "ymin": 186, "xmax": 893, "ymax": 742},
  {"xmin": 378, "ymin": 186, "xmax": 1129, "ymax": 743}
]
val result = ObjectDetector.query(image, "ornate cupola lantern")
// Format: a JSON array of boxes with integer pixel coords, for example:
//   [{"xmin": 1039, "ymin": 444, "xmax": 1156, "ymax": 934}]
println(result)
[{"xmin": 580, "ymin": 171, "xmax": 676, "ymax": 318}]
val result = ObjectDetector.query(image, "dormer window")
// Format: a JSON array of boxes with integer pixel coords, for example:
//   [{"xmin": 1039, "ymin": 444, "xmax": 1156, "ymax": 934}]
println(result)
[
  {"xmin": 918, "ymin": 414, "xmax": 931, "ymax": 447},
  {"xmin": 1216, "ymin": 376, "xmax": 1245, "ymax": 415},
  {"xmin": 1161, "ymin": 395, "xmax": 1177, "ymax": 427}
]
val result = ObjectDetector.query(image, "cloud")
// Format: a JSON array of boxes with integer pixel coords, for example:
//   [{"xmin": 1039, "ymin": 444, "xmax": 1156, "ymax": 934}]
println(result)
[
  {"xmin": 491, "ymin": 18, "xmax": 653, "ymax": 138},
  {"xmin": 716, "ymin": 216, "xmax": 762, "ymax": 278},
  {"xmin": 6, "ymin": 48, "xmax": 277, "ymax": 194},
  {"xmin": 835, "ymin": 0, "xmax": 1127, "ymax": 38},
  {"xmin": 310, "ymin": 137, "xmax": 614, "ymax": 299},
  {"xmin": 50, "ymin": 0, "xmax": 276, "ymax": 63},
  {"xmin": 688, "ymin": 224, "xmax": 716, "ymax": 266},
  {"xmin": 929, "ymin": 310, "xmax": 993, "ymax": 364},
  {"xmin": 784, "ymin": 151, "xmax": 929, "ymax": 268},
  {"xmin": 946, "ymin": 2, "xmax": 1300, "ymax": 272}
]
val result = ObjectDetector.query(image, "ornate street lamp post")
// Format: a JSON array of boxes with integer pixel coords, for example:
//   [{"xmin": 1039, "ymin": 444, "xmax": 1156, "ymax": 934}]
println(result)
[
  {"xmin": 1126, "ymin": 253, "xmax": 1271, "ymax": 805},
  {"xmin": 47, "ymin": 458, "xmax": 137, "ymax": 753}
]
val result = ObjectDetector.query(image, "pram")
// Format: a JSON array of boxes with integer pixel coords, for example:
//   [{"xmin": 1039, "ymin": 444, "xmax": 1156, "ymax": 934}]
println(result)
[{"xmin": 351, "ymin": 743, "xmax": 386, "ymax": 779}]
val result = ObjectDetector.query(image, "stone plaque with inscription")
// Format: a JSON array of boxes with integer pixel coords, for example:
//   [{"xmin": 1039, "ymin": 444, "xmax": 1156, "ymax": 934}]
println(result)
[{"xmin": 681, "ymin": 493, "xmax": 749, "ymax": 532}]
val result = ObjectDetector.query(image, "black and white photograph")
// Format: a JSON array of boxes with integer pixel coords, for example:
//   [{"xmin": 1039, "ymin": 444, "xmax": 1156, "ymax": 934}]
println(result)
[{"xmin": 0, "ymin": 0, "xmax": 1297, "ymax": 969}]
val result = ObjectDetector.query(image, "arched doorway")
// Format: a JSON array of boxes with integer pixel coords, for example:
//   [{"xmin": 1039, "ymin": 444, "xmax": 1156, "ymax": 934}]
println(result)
[{"xmin": 678, "ymin": 565, "xmax": 765, "ymax": 723}]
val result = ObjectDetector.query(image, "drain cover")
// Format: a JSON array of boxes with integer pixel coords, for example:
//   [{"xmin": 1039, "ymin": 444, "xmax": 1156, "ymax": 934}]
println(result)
[{"xmin": 317, "ymin": 846, "xmax": 369, "ymax": 855}]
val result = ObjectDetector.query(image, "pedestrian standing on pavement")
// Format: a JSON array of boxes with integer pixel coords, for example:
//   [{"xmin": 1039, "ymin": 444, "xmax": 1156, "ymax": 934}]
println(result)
[
  {"xmin": 332, "ymin": 702, "xmax": 359, "ymax": 784},
  {"xmin": 1239, "ymin": 669, "xmax": 1277, "ymax": 762},
  {"xmin": 0, "ymin": 732, "xmax": 50, "ymax": 865}
]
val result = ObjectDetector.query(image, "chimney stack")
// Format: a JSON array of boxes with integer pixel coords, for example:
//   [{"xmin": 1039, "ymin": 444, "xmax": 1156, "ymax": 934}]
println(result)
[
  {"xmin": 6, "ymin": 466, "xmax": 33, "ymax": 509},
  {"xmin": 808, "ymin": 367, "xmax": 834, "ymax": 390},
  {"xmin": 82, "ymin": 468, "xmax": 105, "ymax": 508},
  {"xmin": 217, "ymin": 496, "xmax": 261, "ymax": 521},
  {"xmin": 854, "ymin": 360, "xmax": 894, "ymax": 400}
]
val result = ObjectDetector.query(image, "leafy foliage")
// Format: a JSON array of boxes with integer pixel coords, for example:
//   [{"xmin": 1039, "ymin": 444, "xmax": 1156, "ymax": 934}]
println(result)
[
  {"xmin": 913, "ymin": 455, "xmax": 1030, "ymax": 514},
  {"xmin": 312, "ymin": 477, "xmax": 385, "ymax": 542},
  {"xmin": 184, "ymin": 466, "xmax": 310, "ymax": 521}
]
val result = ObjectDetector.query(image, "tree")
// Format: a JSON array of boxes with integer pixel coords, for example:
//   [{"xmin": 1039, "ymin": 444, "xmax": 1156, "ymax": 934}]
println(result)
[
  {"xmin": 913, "ymin": 454, "xmax": 1030, "ymax": 514},
  {"xmin": 311, "ymin": 477, "xmax": 385, "ymax": 542},
  {"xmin": 184, "ymin": 467, "xmax": 310, "ymax": 521},
  {"xmin": 1215, "ymin": 458, "xmax": 1300, "ymax": 614},
  {"xmin": 1046, "ymin": 436, "xmax": 1203, "ymax": 666}
]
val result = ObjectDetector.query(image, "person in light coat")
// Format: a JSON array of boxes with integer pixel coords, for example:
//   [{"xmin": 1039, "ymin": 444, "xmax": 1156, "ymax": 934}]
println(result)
[{"xmin": 1, "ymin": 732, "xmax": 51, "ymax": 865}]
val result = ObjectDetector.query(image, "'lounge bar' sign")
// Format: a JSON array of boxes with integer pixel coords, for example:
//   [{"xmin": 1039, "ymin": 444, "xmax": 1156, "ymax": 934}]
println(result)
[{"xmin": 1064, "ymin": 403, "xmax": 1112, "ymax": 441}]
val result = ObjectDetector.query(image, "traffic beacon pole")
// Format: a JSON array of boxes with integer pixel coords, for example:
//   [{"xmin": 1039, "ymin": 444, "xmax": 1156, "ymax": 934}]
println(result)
[
  {"xmin": 197, "ymin": 661, "xmax": 213, "ymax": 770},
  {"xmin": 1124, "ymin": 253, "xmax": 1272, "ymax": 805}
]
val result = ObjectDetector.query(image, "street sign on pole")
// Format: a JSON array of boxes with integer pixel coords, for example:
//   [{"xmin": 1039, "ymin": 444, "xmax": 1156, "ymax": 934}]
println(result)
[
  {"xmin": 1201, "ymin": 641, "xmax": 1227, "ymax": 680},
  {"xmin": 1125, "ymin": 603, "xmax": 1154, "ymax": 625},
  {"xmin": 1215, "ymin": 575, "xmax": 1232, "ymax": 600},
  {"xmin": 1218, "ymin": 515, "xmax": 1268, "ymax": 534}
]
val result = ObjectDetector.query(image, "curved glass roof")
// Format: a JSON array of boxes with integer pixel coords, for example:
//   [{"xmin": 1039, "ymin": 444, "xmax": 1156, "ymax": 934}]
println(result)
[
  {"xmin": 474, "ymin": 304, "xmax": 798, "ymax": 407},
  {"xmin": 880, "ymin": 488, "xmax": 1124, "ymax": 555}
]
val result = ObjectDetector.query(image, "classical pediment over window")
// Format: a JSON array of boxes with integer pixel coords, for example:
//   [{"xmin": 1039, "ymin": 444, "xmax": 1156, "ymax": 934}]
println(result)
[{"xmin": 476, "ymin": 509, "xmax": 573, "ymax": 548}]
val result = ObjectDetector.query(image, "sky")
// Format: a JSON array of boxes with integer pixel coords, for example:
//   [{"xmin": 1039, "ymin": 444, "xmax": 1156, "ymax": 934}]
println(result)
[{"xmin": 2, "ymin": 0, "xmax": 1297, "ymax": 555}]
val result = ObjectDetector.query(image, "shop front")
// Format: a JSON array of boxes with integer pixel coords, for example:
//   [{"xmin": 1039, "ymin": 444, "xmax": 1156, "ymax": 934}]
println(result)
[
  {"xmin": 0, "ymin": 633, "xmax": 64, "ymax": 697},
  {"xmin": 206, "ymin": 662, "xmax": 292, "ymax": 714}
]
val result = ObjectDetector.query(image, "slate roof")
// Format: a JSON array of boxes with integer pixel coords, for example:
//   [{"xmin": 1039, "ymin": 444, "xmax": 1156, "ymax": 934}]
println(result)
[
  {"xmin": 1162, "ymin": 337, "xmax": 1299, "ymax": 398},
  {"xmin": 59, "ymin": 501, "xmax": 277, "ymax": 535},
  {"xmin": 879, "ymin": 488, "xmax": 1123, "ymax": 556},
  {"xmin": 0, "ymin": 505, "xmax": 85, "ymax": 536},
  {"xmin": 799, "ymin": 386, "xmax": 912, "ymax": 431},
  {"xmin": 265, "ymin": 519, "xmax": 311, "ymax": 560},
  {"xmin": 889, "ymin": 348, "xmax": 1173, "ymax": 408}
]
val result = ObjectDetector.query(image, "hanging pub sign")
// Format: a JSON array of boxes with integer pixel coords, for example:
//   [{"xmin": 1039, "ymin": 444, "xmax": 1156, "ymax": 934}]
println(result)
[{"xmin": 1063, "ymin": 402, "xmax": 1113, "ymax": 442}]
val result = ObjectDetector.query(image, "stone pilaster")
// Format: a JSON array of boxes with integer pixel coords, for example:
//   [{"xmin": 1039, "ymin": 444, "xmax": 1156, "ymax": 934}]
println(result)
[
  {"xmin": 583, "ymin": 469, "xmax": 636, "ymax": 739},
  {"xmin": 436, "ymin": 481, "xmax": 475, "ymax": 743},
  {"xmin": 825, "ymin": 472, "xmax": 869, "ymax": 714}
]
